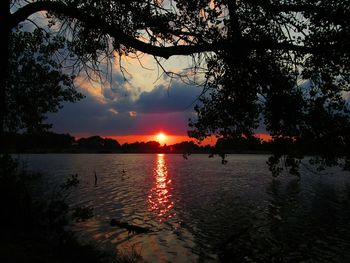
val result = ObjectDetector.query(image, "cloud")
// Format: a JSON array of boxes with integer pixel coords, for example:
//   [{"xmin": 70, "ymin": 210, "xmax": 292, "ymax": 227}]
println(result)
[
  {"xmin": 129, "ymin": 111, "xmax": 137, "ymax": 117},
  {"xmin": 47, "ymin": 78, "xmax": 202, "ymax": 136},
  {"xmin": 74, "ymin": 76, "xmax": 107, "ymax": 104},
  {"xmin": 134, "ymin": 82, "xmax": 202, "ymax": 113},
  {"xmin": 47, "ymin": 97, "xmax": 137, "ymax": 135},
  {"xmin": 108, "ymin": 108, "xmax": 118, "ymax": 115}
]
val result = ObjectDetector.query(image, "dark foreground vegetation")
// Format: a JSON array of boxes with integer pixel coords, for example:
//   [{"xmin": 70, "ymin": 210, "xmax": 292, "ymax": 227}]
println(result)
[{"xmin": 0, "ymin": 154, "xmax": 141, "ymax": 263}]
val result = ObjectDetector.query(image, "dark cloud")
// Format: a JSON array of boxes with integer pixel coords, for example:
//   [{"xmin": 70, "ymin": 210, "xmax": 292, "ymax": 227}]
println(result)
[
  {"xmin": 134, "ymin": 82, "xmax": 202, "ymax": 113},
  {"xmin": 101, "ymin": 71, "xmax": 140, "ymax": 100},
  {"xmin": 47, "ymin": 95, "xmax": 137, "ymax": 135},
  {"xmin": 47, "ymin": 80, "xmax": 201, "ymax": 136}
]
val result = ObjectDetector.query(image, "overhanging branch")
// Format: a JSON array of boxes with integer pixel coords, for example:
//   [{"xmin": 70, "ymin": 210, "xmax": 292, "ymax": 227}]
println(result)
[
  {"xmin": 9, "ymin": 1, "xmax": 345, "ymax": 59},
  {"xmin": 244, "ymin": 1, "xmax": 318, "ymax": 13},
  {"xmin": 10, "ymin": 1, "xmax": 215, "ymax": 59}
]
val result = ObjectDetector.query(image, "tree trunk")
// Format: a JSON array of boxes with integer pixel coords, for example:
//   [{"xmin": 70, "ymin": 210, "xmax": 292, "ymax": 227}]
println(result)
[{"xmin": 0, "ymin": 0, "xmax": 11, "ymax": 152}]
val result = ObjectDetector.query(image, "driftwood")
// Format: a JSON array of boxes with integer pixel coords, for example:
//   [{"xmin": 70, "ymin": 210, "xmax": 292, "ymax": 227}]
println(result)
[{"xmin": 110, "ymin": 219, "xmax": 153, "ymax": 234}]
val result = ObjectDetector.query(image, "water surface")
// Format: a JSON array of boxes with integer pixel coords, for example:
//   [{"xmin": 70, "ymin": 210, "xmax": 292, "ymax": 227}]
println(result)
[{"xmin": 20, "ymin": 154, "xmax": 350, "ymax": 262}]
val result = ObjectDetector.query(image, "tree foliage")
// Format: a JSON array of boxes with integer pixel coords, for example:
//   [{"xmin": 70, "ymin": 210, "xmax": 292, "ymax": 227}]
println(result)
[
  {"xmin": 187, "ymin": 0, "xmax": 350, "ymax": 174},
  {"xmin": 5, "ymin": 27, "xmax": 83, "ymax": 133}
]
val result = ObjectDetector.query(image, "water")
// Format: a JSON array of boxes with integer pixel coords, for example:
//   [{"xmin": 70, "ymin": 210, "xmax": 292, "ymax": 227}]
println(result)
[{"xmin": 18, "ymin": 154, "xmax": 350, "ymax": 262}]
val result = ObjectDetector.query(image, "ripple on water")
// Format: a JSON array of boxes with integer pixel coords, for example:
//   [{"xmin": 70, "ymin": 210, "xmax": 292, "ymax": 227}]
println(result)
[{"xmin": 22, "ymin": 153, "xmax": 350, "ymax": 263}]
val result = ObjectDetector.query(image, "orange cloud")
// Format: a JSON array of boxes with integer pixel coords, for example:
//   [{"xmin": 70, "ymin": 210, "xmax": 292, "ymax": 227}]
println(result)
[
  {"xmin": 74, "ymin": 76, "xmax": 106, "ymax": 104},
  {"xmin": 129, "ymin": 111, "xmax": 137, "ymax": 117}
]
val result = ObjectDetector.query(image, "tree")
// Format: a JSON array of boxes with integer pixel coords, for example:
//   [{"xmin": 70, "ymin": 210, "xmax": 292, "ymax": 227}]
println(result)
[
  {"xmin": 5, "ymin": 27, "xmax": 83, "ymax": 133},
  {"xmin": 1, "ymin": 0, "xmax": 349, "ymax": 174},
  {"xmin": 186, "ymin": 0, "xmax": 350, "ymax": 174}
]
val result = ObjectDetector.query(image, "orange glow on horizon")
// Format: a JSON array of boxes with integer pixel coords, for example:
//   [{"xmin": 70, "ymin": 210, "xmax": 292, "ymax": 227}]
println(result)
[
  {"xmin": 74, "ymin": 133, "xmax": 271, "ymax": 145},
  {"xmin": 155, "ymin": 132, "xmax": 167, "ymax": 145},
  {"xmin": 255, "ymin": 133, "xmax": 272, "ymax": 142},
  {"xmin": 103, "ymin": 134, "xmax": 216, "ymax": 145}
]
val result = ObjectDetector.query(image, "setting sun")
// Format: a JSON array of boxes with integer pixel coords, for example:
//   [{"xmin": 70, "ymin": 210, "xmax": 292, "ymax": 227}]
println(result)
[{"xmin": 156, "ymin": 132, "xmax": 167, "ymax": 144}]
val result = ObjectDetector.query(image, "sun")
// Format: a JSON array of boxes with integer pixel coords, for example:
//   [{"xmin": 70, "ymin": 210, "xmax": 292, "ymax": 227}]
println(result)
[{"xmin": 156, "ymin": 132, "xmax": 167, "ymax": 144}]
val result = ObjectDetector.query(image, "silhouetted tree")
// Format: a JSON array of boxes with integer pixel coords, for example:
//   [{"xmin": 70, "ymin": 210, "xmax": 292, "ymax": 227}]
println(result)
[
  {"xmin": 3, "ymin": 132, "xmax": 75, "ymax": 152},
  {"xmin": 1, "ymin": 1, "xmax": 349, "ymax": 173},
  {"xmin": 122, "ymin": 141, "xmax": 160, "ymax": 153},
  {"xmin": 216, "ymin": 136, "xmax": 263, "ymax": 153},
  {"xmin": 5, "ymin": 28, "xmax": 83, "ymax": 133},
  {"xmin": 77, "ymin": 136, "xmax": 121, "ymax": 152},
  {"xmin": 170, "ymin": 141, "xmax": 200, "ymax": 153}
]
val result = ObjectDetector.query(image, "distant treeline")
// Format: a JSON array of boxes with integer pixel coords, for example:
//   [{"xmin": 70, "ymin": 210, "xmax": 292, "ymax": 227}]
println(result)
[{"xmin": 3, "ymin": 132, "xmax": 274, "ymax": 154}]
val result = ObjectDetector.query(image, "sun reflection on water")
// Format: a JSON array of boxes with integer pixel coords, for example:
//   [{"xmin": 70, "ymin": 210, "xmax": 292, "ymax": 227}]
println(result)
[{"xmin": 148, "ymin": 154, "xmax": 175, "ymax": 222}]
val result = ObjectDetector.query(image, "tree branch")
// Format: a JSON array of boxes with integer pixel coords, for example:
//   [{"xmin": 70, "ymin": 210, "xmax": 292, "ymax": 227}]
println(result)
[
  {"xmin": 9, "ymin": 1, "xmax": 346, "ymax": 59},
  {"xmin": 10, "ymin": 1, "xmax": 215, "ymax": 59},
  {"xmin": 245, "ymin": 1, "xmax": 318, "ymax": 13}
]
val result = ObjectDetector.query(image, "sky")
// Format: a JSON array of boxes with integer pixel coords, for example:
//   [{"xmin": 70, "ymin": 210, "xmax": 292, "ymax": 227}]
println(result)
[
  {"xmin": 47, "ymin": 54, "xmax": 212, "ymax": 145},
  {"xmin": 18, "ymin": 3, "xmax": 350, "ymax": 146},
  {"xmin": 45, "ymin": 52, "xmax": 272, "ymax": 146},
  {"xmin": 19, "ymin": 11, "xmax": 212, "ymax": 146}
]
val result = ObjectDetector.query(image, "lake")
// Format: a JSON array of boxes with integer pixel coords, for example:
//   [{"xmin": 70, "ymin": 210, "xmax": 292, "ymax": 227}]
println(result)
[{"xmin": 18, "ymin": 153, "xmax": 350, "ymax": 262}]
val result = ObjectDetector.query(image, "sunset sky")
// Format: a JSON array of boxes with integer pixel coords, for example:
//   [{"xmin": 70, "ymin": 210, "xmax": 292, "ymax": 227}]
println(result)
[
  {"xmin": 47, "ymin": 54, "xmax": 210, "ymax": 145},
  {"xmin": 17, "ymin": 2, "xmax": 350, "ymax": 147},
  {"xmin": 46, "ymin": 53, "xmax": 273, "ymax": 145},
  {"xmin": 21, "ymin": 13, "xmax": 209, "ymax": 146},
  {"xmin": 22, "ymin": 9, "xmax": 278, "ymax": 146}
]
